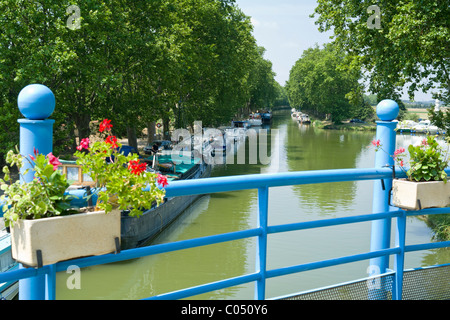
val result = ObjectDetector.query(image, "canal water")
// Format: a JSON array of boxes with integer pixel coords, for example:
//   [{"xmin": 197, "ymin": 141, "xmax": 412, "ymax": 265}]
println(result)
[{"xmin": 56, "ymin": 110, "xmax": 450, "ymax": 300}]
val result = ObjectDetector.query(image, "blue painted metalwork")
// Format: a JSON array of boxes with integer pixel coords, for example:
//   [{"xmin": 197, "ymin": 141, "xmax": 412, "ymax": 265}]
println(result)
[
  {"xmin": 1, "ymin": 89, "xmax": 449, "ymax": 300},
  {"xmin": 1, "ymin": 190, "xmax": 450, "ymax": 300},
  {"xmin": 16, "ymin": 84, "xmax": 56, "ymax": 300},
  {"xmin": 255, "ymin": 187, "xmax": 269, "ymax": 300},
  {"xmin": 369, "ymin": 100, "xmax": 399, "ymax": 299},
  {"xmin": 393, "ymin": 210, "xmax": 407, "ymax": 300}
]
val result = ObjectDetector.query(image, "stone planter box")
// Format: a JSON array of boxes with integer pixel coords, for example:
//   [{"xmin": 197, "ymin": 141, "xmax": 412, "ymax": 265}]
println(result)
[
  {"xmin": 392, "ymin": 179, "xmax": 450, "ymax": 211},
  {"xmin": 10, "ymin": 210, "xmax": 121, "ymax": 267}
]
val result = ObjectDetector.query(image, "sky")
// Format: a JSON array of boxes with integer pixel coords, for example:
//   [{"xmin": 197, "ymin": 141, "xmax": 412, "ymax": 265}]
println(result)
[{"xmin": 235, "ymin": 0, "xmax": 434, "ymax": 101}]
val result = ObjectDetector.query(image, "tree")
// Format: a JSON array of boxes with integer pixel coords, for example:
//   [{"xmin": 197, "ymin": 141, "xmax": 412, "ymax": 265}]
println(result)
[
  {"xmin": 0, "ymin": 0, "xmax": 280, "ymax": 161},
  {"xmin": 246, "ymin": 47, "xmax": 279, "ymax": 112},
  {"xmin": 273, "ymin": 83, "xmax": 289, "ymax": 108},
  {"xmin": 168, "ymin": 0, "xmax": 259, "ymax": 127},
  {"xmin": 312, "ymin": 0, "xmax": 449, "ymax": 104},
  {"xmin": 286, "ymin": 44, "xmax": 363, "ymax": 123}
]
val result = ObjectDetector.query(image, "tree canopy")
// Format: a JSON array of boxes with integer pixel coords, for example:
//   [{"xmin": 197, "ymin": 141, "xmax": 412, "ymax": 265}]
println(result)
[
  {"xmin": 285, "ymin": 44, "xmax": 366, "ymax": 123},
  {"xmin": 0, "ymin": 0, "xmax": 283, "ymax": 162},
  {"xmin": 312, "ymin": 0, "xmax": 449, "ymax": 104}
]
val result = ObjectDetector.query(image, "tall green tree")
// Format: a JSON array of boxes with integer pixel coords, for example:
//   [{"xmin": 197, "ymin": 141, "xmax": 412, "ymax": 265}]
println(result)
[
  {"xmin": 246, "ymin": 47, "xmax": 279, "ymax": 112},
  {"xmin": 286, "ymin": 44, "xmax": 362, "ymax": 123},
  {"xmin": 312, "ymin": 0, "xmax": 449, "ymax": 104},
  {"xmin": 0, "ymin": 0, "xmax": 280, "ymax": 161}
]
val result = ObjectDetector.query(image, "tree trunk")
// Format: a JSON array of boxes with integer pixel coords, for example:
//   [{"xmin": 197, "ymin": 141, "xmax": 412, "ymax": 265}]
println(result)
[
  {"xmin": 127, "ymin": 126, "xmax": 138, "ymax": 150},
  {"xmin": 163, "ymin": 117, "xmax": 170, "ymax": 140},
  {"xmin": 147, "ymin": 121, "xmax": 156, "ymax": 145},
  {"xmin": 73, "ymin": 113, "xmax": 91, "ymax": 144}
]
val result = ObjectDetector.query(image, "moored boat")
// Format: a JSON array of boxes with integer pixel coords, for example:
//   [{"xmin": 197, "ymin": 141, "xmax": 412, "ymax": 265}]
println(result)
[
  {"xmin": 397, "ymin": 120, "xmax": 416, "ymax": 133},
  {"xmin": 232, "ymin": 120, "xmax": 250, "ymax": 130},
  {"xmin": 121, "ymin": 155, "xmax": 211, "ymax": 249},
  {"xmin": 0, "ymin": 226, "xmax": 18, "ymax": 300},
  {"xmin": 412, "ymin": 120, "xmax": 431, "ymax": 134},
  {"xmin": 261, "ymin": 110, "xmax": 272, "ymax": 124},
  {"xmin": 248, "ymin": 113, "xmax": 262, "ymax": 127},
  {"xmin": 298, "ymin": 114, "xmax": 311, "ymax": 124}
]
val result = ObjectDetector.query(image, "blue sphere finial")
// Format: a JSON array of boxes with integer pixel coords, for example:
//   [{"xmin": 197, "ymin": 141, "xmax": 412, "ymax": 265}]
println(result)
[
  {"xmin": 18, "ymin": 84, "xmax": 55, "ymax": 120},
  {"xmin": 377, "ymin": 99, "xmax": 399, "ymax": 121}
]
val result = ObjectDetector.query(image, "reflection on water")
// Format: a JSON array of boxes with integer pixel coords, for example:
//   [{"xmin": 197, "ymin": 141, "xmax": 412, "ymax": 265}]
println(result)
[{"xmin": 56, "ymin": 111, "xmax": 449, "ymax": 300}]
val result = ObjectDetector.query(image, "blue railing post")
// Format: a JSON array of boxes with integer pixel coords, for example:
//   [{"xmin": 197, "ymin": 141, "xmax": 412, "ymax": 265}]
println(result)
[
  {"xmin": 17, "ymin": 84, "xmax": 56, "ymax": 300},
  {"xmin": 45, "ymin": 264, "xmax": 57, "ymax": 300},
  {"xmin": 369, "ymin": 99, "xmax": 399, "ymax": 299},
  {"xmin": 255, "ymin": 186, "xmax": 269, "ymax": 300},
  {"xmin": 393, "ymin": 210, "xmax": 406, "ymax": 300}
]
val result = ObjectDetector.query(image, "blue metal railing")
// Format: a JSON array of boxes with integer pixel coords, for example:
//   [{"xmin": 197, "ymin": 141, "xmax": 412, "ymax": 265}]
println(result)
[
  {"xmin": 1, "ymin": 167, "xmax": 449, "ymax": 300},
  {"xmin": 1, "ymin": 88, "xmax": 449, "ymax": 300}
]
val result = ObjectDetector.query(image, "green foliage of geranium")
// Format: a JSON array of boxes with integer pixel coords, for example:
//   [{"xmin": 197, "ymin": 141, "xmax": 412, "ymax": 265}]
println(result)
[
  {"xmin": 374, "ymin": 135, "xmax": 450, "ymax": 183},
  {"xmin": 406, "ymin": 136, "xmax": 449, "ymax": 183},
  {"xmin": 74, "ymin": 120, "xmax": 166, "ymax": 217},
  {"xmin": 1, "ymin": 148, "xmax": 75, "ymax": 227}
]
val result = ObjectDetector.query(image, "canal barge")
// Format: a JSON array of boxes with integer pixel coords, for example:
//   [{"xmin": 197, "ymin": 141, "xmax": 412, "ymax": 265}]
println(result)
[
  {"xmin": 0, "ymin": 226, "xmax": 18, "ymax": 300},
  {"xmin": 120, "ymin": 154, "xmax": 211, "ymax": 249},
  {"xmin": 261, "ymin": 111, "xmax": 272, "ymax": 124}
]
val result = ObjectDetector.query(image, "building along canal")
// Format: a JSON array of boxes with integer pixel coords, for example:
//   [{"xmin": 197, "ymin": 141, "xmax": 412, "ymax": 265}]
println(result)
[{"xmin": 56, "ymin": 110, "xmax": 450, "ymax": 300}]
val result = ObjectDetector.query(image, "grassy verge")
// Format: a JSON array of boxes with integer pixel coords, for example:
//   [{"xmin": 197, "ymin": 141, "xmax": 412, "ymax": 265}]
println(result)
[
  {"xmin": 315, "ymin": 120, "xmax": 377, "ymax": 132},
  {"xmin": 420, "ymin": 214, "xmax": 450, "ymax": 241}
]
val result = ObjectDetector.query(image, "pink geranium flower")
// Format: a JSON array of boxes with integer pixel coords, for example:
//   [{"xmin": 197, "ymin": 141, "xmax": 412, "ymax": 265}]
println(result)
[
  {"xmin": 372, "ymin": 139, "xmax": 381, "ymax": 147},
  {"xmin": 77, "ymin": 138, "xmax": 90, "ymax": 151},
  {"xmin": 47, "ymin": 153, "xmax": 61, "ymax": 170},
  {"xmin": 394, "ymin": 148, "xmax": 406, "ymax": 157}
]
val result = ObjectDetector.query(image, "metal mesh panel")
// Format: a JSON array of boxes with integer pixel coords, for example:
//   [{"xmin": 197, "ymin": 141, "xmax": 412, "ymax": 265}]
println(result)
[
  {"xmin": 281, "ymin": 274, "xmax": 393, "ymax": 300},
  {"xmin": 279, "ymin": 265, "xmax": 450, "ymax": 300},
  {"xmin": 402, "ymin": 265, "xmax": 450, "ymax": 300}
]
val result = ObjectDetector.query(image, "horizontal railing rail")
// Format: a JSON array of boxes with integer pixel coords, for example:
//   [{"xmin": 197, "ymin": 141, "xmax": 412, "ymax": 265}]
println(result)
[
  {"xmin": 1, "ymin": 167, "xmax": 449, "ymax": 300},
  {"xmin": 164, "ymin": 167, "xmax": 398, "ymax": 197}
]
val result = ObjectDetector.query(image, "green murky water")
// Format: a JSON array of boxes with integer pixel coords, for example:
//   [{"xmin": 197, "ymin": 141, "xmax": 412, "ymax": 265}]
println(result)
[{"xmin": 56, "ymin": 110, "xmax": 450, "ymax": 300}]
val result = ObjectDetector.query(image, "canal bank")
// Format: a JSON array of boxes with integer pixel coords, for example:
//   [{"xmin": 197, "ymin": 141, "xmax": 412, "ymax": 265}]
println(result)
[{"xmin": 54, "ymin": 109, "xmax": 449, "ymax": 300}]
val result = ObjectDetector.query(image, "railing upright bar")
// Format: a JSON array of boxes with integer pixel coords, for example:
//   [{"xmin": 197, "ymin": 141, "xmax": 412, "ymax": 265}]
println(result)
[
  {"xmin": 255, "ymin": 186, "xmax": 269, "ymax": 300},
  {"xmin": 393, "ymin": 210, "xmax": 407, "ymax": 300},
  {"xmin": 45, "ymin": 264, "xmax": 57, "ymax": 300}
]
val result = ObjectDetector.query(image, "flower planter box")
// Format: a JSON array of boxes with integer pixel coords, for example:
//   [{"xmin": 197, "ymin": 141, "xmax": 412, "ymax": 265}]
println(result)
[
  {"xmin": 392, "ymin": 179, "xmax": 450, "ymax": 211},
  {"xmin": 10, "ymin": 210, "xmax": 120, "ymax": 267}
]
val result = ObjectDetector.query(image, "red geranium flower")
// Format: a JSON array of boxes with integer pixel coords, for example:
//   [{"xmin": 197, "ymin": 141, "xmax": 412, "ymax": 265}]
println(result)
[
  {"xmin": 128, "ymin": 160, "xmax": 147, "ymax": 175},
  {"xmin": 99, "ymin": 119, "xmax": 113, "ymax": 133},
  {"xmin": 105, "ymin": 135, "xmax": 119, "ymax": 149},
  {"xmin": 157, "ymin": 174, "xmax": 169, "ymax": 188}
]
